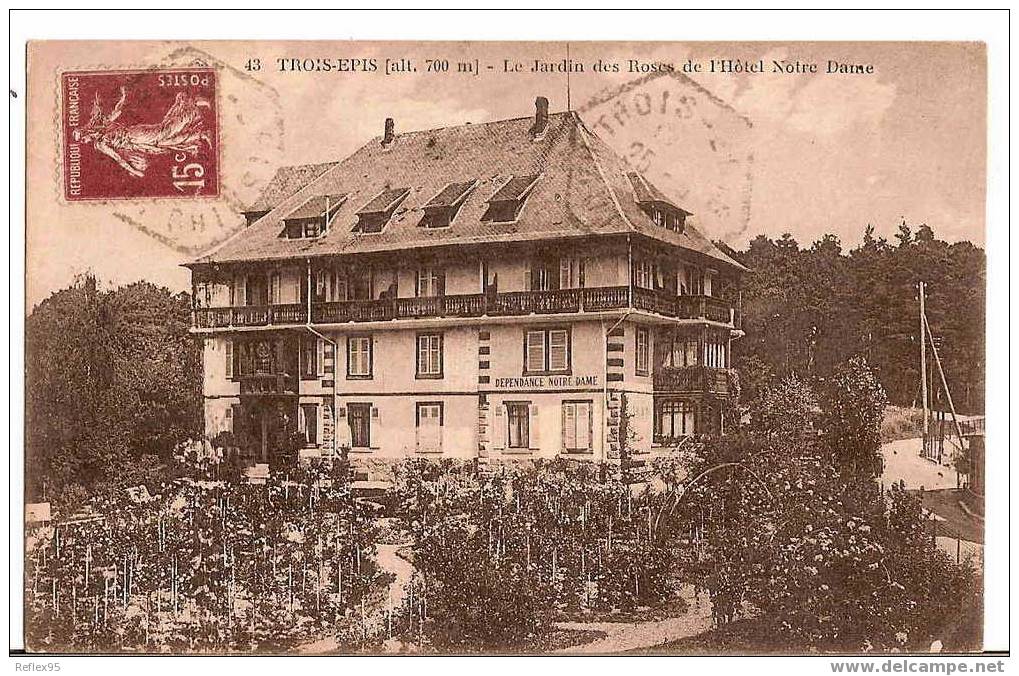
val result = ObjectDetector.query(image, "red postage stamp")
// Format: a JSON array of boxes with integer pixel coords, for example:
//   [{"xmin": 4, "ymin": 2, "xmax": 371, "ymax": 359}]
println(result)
[{"xmin": 61, "ymin": 68, "xmax": 219, "ymax": 201}]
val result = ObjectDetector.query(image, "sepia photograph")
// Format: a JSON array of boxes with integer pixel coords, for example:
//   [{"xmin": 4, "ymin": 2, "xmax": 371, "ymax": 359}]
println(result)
[{"xmin": 10, "ymin": 10, "xmax": 1009, "ymax": 667}]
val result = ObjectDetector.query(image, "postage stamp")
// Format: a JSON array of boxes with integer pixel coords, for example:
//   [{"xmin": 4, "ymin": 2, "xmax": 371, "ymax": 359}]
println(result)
[{"xmin": 61, "ymin": 67, "xmax": 219, "ymax": 201}]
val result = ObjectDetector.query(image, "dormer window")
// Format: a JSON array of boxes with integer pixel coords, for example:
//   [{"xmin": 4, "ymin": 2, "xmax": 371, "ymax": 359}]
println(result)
[
  {"xmin": 420, "ymin": 180, "xmax": 477, "ymax": 229},
  {"xmin": 626, "ymin": 172, "xmax": 690, "ymax": 233},
  {"xmin": 280, "ymin": 194, "xmax": 347, "ymax": 239},
  {"xmin": 482, "ymin": 174, "xmax": 539, "ymax": 223},
  {"xmin": 355, "ymin": 187, "xmax": 410, "ymax": 233},
  {"xmin": 650, "ymin": 206, "xmax": 687, "ymax": 232}
]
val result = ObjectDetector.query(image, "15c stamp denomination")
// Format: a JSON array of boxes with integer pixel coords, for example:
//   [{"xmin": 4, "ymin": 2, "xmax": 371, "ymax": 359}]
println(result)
[{"xmin": 61, "ymin": 68, "xmax": 219, "ymax": 201}]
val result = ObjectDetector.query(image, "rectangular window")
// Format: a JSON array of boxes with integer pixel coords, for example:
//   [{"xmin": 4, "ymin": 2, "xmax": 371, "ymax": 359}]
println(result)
[
  {"xmin": 665, "ymin": 334, "xmax": 699, "ymax": 368},
  {"xmin": 507, "ymin": 402, "xmax": 530, "ymax": 449},
  {"xmin": 416, "ymin": 333, "xmax": 443, "ymax": 378},
  {"xmin": 350, "ymin": 268, "xmax": 373, "ymax": 300},
  {"xmin": 562, "ymin": 401, "xmax": 593, "ymax": 453},
  {"xmin": 416, "ymin": 267, "xmax": 445, "ymax": 297},
  {"xmin": 656, "ymin": 400, "xmax": 696, "ymax": 439},
  {"xmin": 559, "ymin": 257, "xmax": 572, "ymax": 289},
  {"xmin": 635, "ymin": 260, "xmax": 655, "ymax": 290},
  {"xmin": 416, "ymin": 402, "xmax": 443, "ymax": 453},
  {"xmin": 687, "ymin": 267, "xmax": 704, "ymax": 296},
  {"xmin": 269, "ymin": 271, "xmax": 282, "ymax": 305},
  {"xmin": 348, "ymin": 403, "xmax": 371, "ymax": 448},
  {"xmin": 636, "ymin": 326, "xmax": 650, "ymax": 375},
  {"xmin": 700, "ymin": 333, "xmax": 726, "ymax": 368},
  {"xmin": 557, "ymin": 257, "xmax": 587, "ymax": 289},
  {"xmin": 525, "ymin": 330, "xmax": 546, "ymax": 373},
  {"xmin": 347, "ymin": 336, "xmax": 372, "ymax": 378},
  {"xmin": 225, "ymin": 339, "xmax": 233, "ymax": 378},
  {"xmin": 548, "ymin": 330, "xmax": 569, "ymax": 372},
  {"xmin": 524, "ymin": 328, "xmax": 571, "ymax": 374},
  {"xmin": 299, "ymin": 403, "xmax": 319, "ymax": 447},
  {"xmin": 533, "ymin": 265, "xmax": 554, "ymax": 291},
  {"xmin": 314, "ymin": 269, "xmax": 331, "ymax": 302},
  {"xmin": 246, "ymin": 275, "xmax": 269, "ymax": 306},
  {"xmin": 301, "ymin": 336, "xmax": 320, "ymax": 379}
]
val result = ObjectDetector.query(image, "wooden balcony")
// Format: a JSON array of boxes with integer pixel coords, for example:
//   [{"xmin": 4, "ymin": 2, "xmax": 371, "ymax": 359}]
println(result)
[
  {"xmin": 237, "ymin": 372, "xmax": 298, "ymax": 396},
  {"xmin": 194, "ymin": 286, "xmax": 739, "ymax": 329},
  {"xmin": 632, "ymin": 288, "xmax": 734, "ymax": 324},
  {"xmin": 195, "ymin": 303, "xmax": 307, "ymax": 328},
  {"xmin": 653, "ymin": 365, "xmax": 735, "ymax": 396}
]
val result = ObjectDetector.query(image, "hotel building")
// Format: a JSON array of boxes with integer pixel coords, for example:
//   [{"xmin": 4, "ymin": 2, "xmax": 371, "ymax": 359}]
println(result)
[{"xmin": 187, "ymin": 98, "xmax": 745, "ymax": 471}]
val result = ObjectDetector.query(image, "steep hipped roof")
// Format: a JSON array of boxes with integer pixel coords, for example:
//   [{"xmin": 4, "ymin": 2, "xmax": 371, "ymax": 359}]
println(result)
[
  {"xmin": 196, "ymin": 112, "xmax": 744, "ymax": 272},
  {"xmin": 244, "ymin": 162, "xmax": 339, "ymax": 214}
]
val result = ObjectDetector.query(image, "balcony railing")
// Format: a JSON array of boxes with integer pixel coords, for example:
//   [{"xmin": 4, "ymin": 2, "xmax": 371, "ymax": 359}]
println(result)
[
  {"xmin": 653, "ymin": 365, "xmax": 735, "ymax": 396},
  {"xmin": 632, "ymin": 288, "xmax": 734, "ymax": 324},
  {"xmin": 237, "ymin": 372, "xmax": 298, "ymax": 395},
  {"xmin": 196, "ymin": 304, "xmax": 308, "ymax": 328},
  {"xmin": 194, "ymin": 286, "xmax": 739, "ymax": 329}
]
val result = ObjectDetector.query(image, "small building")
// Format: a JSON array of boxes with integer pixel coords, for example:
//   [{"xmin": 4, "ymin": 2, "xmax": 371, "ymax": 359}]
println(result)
[{"xmin": 187, "ymin": 98, "xmax": 745, "ymax": 471}]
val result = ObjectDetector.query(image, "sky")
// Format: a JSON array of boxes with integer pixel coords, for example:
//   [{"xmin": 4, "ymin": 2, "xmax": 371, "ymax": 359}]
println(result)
[{"xmin": 25, "ymin": 41, "xmax": 986, "ymax": 308}]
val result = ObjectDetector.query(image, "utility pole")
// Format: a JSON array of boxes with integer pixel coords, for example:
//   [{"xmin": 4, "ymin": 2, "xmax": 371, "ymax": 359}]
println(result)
[
  {"xmin": 924, "ymin": 313, "xmax": 965, "ymax": 453},
  {"xmin": 919, "ymin": 281, "xmax": 929, "ymax": 437}
]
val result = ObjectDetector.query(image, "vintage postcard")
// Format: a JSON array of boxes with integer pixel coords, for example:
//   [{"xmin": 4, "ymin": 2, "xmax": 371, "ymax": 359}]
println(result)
[{"xmin": 20, "ymin": 31, "xmax": 995, "ymax": 659}]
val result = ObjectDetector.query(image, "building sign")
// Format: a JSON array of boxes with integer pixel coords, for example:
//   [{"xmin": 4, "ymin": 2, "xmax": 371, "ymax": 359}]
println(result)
[{"xmin": 492, "ymin": 374, "xmax": 599, "ymax": 389}]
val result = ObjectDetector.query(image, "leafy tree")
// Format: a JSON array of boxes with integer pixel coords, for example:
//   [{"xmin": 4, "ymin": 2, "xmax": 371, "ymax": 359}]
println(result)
[
  {"xmin": 751, "ymin": 374, "xmax": 818, "ymax": 441},
  {"xmin": 730, "ymin": 224, "xmax": 984, "ymax": 414},
  {"xmin": 26, "ymin": 275, "xmax": 202, "ymax": 501},
  {"xmin": 818, "ymin": 357, "xmax": 888, "ymax": 490}
]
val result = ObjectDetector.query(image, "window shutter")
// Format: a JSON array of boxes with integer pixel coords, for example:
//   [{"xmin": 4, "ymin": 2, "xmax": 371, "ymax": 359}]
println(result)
[
  {"xmin": 579, "ymin": 402, "xmax": 592, "ymax": 450},
  {"xmin": 529, "ymin": 404, "xmax": 540, "ymax": 450},
  {"xmin": 370, "ymin": 405, "xmax": 380, "ymax": 448},
  {"xmin": 224, "ymin": 339, "xmax": 233, "ymax": 378},
  {"xmin": 562, "ymin": 403, "xmax": 573, "ymax": 451},
  {"xmin": 317, "ymin": 338, "xmax": 325, "ymax": 377},
  {"xmin": 234, "ymin": 275, "xmax": 246, "ymax": 306},
  {"xmin": 230, "ymin": 404, "xmax": 241, "ymax": 433},
  {"xmin": 522, "ymin": 262, "xmax": 531, "ymax": 291},
  {"xmin": 493, "ymin": 404, "xmax": 506, "ymax": 450},
  {"xmin": 526, "ymin": 331, "xmax": 545, "ymax": 373},
  {"xmin": 313, "ymin": 405, "xmax": 321, "ymax": 446}
]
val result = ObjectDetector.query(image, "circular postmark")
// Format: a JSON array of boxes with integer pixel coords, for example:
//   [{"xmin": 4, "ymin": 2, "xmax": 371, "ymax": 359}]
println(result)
[{"xmin": 579, "ymin": 70, "xmax": 754, "ymax": 243}]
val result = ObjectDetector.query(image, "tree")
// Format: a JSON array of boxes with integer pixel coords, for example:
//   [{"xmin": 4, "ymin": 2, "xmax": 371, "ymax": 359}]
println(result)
[
  {"xmin": 818, "ymin": 357, "xmax": 888, "ymax": 490},
  {"xmin": 751, "ymin": 374, "xmax": 818, "ymax": 442},
  {"xmin": 731, "ymin": 224, "xmax": 984, "ymax": 414},
  {"xmin": 675, "ymin": 434, "xmax": 980, "ymax": 651},
  {"xmin": 25, "ymin": 275, "xmax": 202, "ymax": 501}
]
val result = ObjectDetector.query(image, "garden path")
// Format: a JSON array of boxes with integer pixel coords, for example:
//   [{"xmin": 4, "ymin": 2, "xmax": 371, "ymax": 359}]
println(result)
[
  {"xmin": 553, "ymin": 584, "xmax": 713, "ymax": 654},
  {"xmin": 297, "ymin": 541, "xmax": 413, "ymax": 654}
]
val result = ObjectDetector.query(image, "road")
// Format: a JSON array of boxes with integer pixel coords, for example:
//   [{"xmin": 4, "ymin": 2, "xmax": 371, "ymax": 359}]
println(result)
[{"xmin": 880, "ymin": 437, "xmax": 983, "ymax": 566}]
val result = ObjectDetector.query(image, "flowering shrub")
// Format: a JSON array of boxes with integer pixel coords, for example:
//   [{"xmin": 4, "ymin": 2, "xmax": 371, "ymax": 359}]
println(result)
[
  {"xmin": 675, "ymin": 382, "xmax": 979, "ymax": 652},
  {"xmin": 25, "ymin": 466, "xmax": 390, "ymax": 653},
  {"xmin": 393, "ymin": 459, "xmax": 681, "ymax": 650}
]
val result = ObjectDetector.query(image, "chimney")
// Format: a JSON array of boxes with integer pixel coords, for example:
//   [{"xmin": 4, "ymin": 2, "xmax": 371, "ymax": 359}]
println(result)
[
  {"xmin": 530, "ymin": 96, "xmax": 549, "ymax": 137},
  {"xmin": 382, "ymin": 117, "xmax": 395, "ymax": 147}
]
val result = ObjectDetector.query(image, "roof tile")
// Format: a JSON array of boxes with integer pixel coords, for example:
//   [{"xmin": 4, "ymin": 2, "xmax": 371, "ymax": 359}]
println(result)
[{"xmin": 195, "ymin": 112, "xmax": 744, "ymax": 272}]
